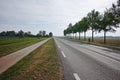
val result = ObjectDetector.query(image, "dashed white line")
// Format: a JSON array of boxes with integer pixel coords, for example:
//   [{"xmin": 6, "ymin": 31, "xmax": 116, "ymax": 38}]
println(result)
[
  {"xmin": 73, "ymin": 73, "xmax": 81, "ymax": 80},
  {"xmin": 58, "ymin": 45, "xmax": 61, "ymax": 48},
  {"xmin": 61, "ymin": 51, "xmax": 66, "ymax": 58}
]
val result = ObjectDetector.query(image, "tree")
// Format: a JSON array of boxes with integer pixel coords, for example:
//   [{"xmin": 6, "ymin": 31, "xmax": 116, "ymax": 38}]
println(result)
[
  {"xmin": 80, "ymin": 17, "xmax": 89, "ymax": 40},
  {"xmin": 63, "ymin": 30, "xmax": 67, "ymax": 37},
  {"xmin": 110, "ymin": 0, "xmax": 120, "ymax": 25},
  {"xmin": 87, "ymin": 10, "xmax": 101, "ymax": 42},
  {"xmin": 0, "ymin": 31, "xmax": 6, "ymax": 36},
  {"xmin": 68, "ymin": 23, "xmax": 73, "ymax": 38},
  {"xmin": 24, "ymin": 31, "xmax": 33, "ymax": 37},
  {"xmin": 7, "ymin": 31, "xmax": 16, "ymax": 37},
  {"xmin": 63, "ymin": 1, "xmax": 119, "ymax": 44},
  {"xmin": 49, "ymin": 32, "xmax": 53, "ymax": 37},
  {"xmin": 99, "ymin": 11, "xmax": 117, "ymax": 44},
  {"xmin": 0, "ymin": 31, "xmax": 16, "ymax": 37},
  {"xmin": 17, "ymin": 30, "xmax": 24, "ymax": 38},
  {"xmin": 76, "ymin": 22, "xmax": 82, "ymax": 40},
  {"xmin": 72, "ymin": 24, "xmax": 77, "ymax": 39}
]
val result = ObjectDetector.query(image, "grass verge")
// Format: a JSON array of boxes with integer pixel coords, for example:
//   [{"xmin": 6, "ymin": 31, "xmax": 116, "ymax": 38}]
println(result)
[
  {"xmin": 0, "ymin": 39, "xmax": 63, "ymax": 80},
  {"xmin": 0, "ymin": 38, "xmax": 45, "ymax": 57}
]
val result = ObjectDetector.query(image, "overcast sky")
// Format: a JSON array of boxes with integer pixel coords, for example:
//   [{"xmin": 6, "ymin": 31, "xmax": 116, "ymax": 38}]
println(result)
[{"xmin": 0, "ymin": 0, "xmax": 119, "ymax": 36}]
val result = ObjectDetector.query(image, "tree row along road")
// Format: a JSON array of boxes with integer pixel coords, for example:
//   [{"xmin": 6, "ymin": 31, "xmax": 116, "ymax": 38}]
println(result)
[
  {"xmin": 54, "ymin": 37, "xmax": 120, "ymax": 80},
  {"xmin": 0, "ymin": 38, "xmax": 50, "ymax": 74}
]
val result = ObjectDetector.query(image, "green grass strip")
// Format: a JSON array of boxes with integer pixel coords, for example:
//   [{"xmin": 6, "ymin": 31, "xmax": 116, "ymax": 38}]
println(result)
[
  {"xmin": 0, "ymin": 38, "xmax": 46, "ymax": 57},
  {"xmin": 0, "ymin": 39, "xmax": 63, "ymax": 80}
]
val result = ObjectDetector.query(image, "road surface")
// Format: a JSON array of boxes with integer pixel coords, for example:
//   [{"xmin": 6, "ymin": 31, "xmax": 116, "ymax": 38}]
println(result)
[
  {"xmin": 54, "ymin": 37, "xmax": 120, "ymax": 80},
  {"xmin": 0, "ymin": 38, "xmax": 50, "ymax": 74}
]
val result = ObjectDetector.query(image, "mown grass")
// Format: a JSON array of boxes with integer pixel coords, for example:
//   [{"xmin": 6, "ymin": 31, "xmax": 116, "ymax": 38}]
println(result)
[
  {"xmin": 0, "ymin": 37, "xmax": 45, "ymax": 57},
  {"xmin": 0, "ymin": 39, "xmax": 63, "ymax": 80}
]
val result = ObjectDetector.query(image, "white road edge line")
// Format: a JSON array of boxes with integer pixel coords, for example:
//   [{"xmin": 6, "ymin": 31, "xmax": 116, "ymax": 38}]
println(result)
[
  {"xmin": 73, "ymin": 73, "xmax": 81, "ymax": 80},
  {"xmin": 61, "ymin": 51, "xmax": 66, "ymax": 58}
]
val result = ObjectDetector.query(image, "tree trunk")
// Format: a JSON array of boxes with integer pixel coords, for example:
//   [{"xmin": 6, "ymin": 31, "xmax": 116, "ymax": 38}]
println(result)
[
  {"xmin": 84, "ymin": 32, "xmax": 86, "ymax": 41},
  {"xmin": 75, "ymin": 33, "xmax": 76, "ymax": 39},
  {"xmin": 92, "ymin": 29, "xmax": 94, "ymax": 42},
  {"xmin": 73, "ymin": 33, "xmax": 74, "ymax": 39},
  {"xmin": 104, "ymin": 31, "xmax": 106, "ymax": 44},
  {"xmin": 79, "ymin": 32, "xmax": 80, "ymax": 40},
  {"xmin": 75, "ymin": 33, "xmax": 77, "ymax": 39}
]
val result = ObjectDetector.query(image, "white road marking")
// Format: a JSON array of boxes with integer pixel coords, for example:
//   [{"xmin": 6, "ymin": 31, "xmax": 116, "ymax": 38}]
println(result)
[
  {"xmin": 73, "ymin": 73, "xmax": 81, "ymax": 80},
  {"xmin": 58, "ymin": 45, "xmax": 61, "ymax": 48},
  {"xmin": 61, "ymin": 51, "xmax": 66, "ymax": 58}
]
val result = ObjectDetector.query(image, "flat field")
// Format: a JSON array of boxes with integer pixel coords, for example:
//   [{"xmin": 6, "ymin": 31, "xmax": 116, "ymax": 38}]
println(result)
[
  {"xmin": 67, "ymin": 37, "xmax": 120, "ymax": 47},
  {"xmin": 0, "ymin": 37, "xmax": 45, "ymax": 57},
  {"xmin": 93, "ymin": 38, "xmax": 120, "ymax": 46}
]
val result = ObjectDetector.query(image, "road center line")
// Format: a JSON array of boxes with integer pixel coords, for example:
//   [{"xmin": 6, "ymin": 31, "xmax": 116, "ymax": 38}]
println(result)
[
  {"xmin": 61, "ymin": 51, "xmax": 66, "ymax": 58},
  {"xmin": 73, "ymin": 73, "xmax": 81, "ymax": 80}
]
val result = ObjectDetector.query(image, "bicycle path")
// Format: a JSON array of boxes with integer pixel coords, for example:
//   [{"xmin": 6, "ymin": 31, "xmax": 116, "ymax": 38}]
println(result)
[{"xmin": 0, "ymin": 38, "xmax": 50, "ymax": 74}]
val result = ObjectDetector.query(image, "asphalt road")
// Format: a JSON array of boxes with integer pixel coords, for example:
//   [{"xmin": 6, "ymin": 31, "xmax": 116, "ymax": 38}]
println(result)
[
  {"xmin": 0, "ymin": 38, "xmax": 50, "ymax": 74},
  {"xmin": 54, "ymin": 37, "xmax": 120, "ymax": 80}
]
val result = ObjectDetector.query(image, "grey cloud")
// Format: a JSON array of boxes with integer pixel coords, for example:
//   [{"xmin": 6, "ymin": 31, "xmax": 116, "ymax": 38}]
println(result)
[{"xmin": 0, "ymin": 0, "xmax": 117, "ymax": 36}]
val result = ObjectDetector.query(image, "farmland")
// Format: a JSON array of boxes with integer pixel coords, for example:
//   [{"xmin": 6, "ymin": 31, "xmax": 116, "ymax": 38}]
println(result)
[
  {"xmin": 93, "ymin": 38, "xmax": 120, "ymax": 46},
  {"xmin": 66, "ymin": 37, "xmax": 120, "ymax": 47},
  {"xmin": 0, "ymin": 37, "xmax": 45, "ymax": 57}
]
